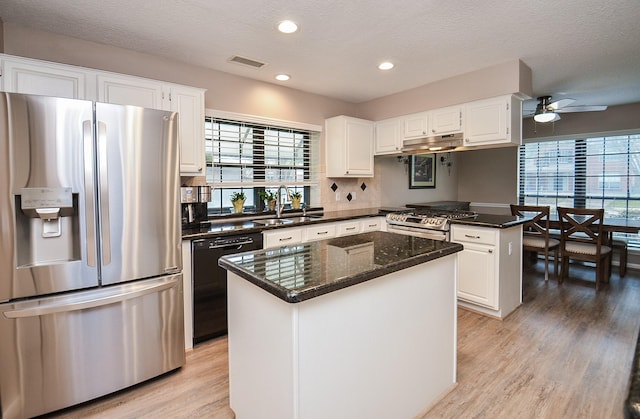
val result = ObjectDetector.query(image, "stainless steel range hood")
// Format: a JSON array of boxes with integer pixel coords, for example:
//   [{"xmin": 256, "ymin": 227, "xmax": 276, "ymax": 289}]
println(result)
[{"xmin": 401, "ymin": 132, "xmax": 464, "ymax": 154}]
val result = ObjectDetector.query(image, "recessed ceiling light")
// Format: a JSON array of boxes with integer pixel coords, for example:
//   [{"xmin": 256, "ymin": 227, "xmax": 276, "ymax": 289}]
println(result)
[
  {"xmin": 275, "ymin": 74, "xmax": 290, "ymax": 81},
  {"xmin": 278, "ymin": 20, "xmax": 298, "ymax": 34},
  {"xmin": 378, "ymin": 61, "xmax": 394, "ymax": 71}
]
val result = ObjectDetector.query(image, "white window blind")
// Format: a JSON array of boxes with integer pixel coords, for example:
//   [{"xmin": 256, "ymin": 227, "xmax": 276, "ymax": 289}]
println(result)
[
  {"xmin": 518, "ymin": 133, "xmax": 640, "ymax": 244},
  {"xmin": 204, "ymin": 115, "xmax": 320, "ymax": 213}
]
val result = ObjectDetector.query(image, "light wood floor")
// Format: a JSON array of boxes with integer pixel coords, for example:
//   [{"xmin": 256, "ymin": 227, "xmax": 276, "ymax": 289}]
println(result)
[{"xmin": 48, "ymin": 261, "xmax": 640, "ymax": 419}]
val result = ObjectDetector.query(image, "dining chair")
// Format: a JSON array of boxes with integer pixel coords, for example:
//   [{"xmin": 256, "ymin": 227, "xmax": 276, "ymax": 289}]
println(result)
[
  {"xmin": 510, "ymin": 204, "xmax": 559, "ymax": 281},
  {"xmin": 557, "ymin": 207, "xmax": 612, "ymax": 291}
]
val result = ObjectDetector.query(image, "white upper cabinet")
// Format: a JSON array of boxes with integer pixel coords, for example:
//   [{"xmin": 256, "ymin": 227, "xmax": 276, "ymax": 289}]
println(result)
[
  {"xmin": 97, "ymin": 74, "xmax": 164, "ymax": 109},
  {"xmin": 403, "ymin": 111, "xmax": 430, "ymax": 139},
  {"xmin": 325, "ymin": 115, "xmax": 374, "ymax": 177},
  {"xmin": 463, "ymin": 95, "xmax": 521, "ymax": 147},
  {"xmin": 169, "ymin": 86, "xmax": 206, "ymax": 175},
  {"xmin": 430, "ymin": 105, "xmax": 463, "ymax": 135},
  {"xmin": 1, "ymin": 55, "xmax": 93, "ymax": 99},
  {"xmin": 374, "ymin": 117, "xmax": 403, "ymax": 155},
  {"xmin": 0, "ymin": 54, "xmax": 206, "ymax": 177},
  {"xmin": 97, "ymin": 73, "xmax": 206, "ymax": 176}
]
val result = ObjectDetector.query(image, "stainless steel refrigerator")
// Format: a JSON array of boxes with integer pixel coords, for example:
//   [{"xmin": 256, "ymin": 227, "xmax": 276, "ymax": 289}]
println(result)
[{"xmin": 0, "ymin": 92, "xmax": 185, "ymax": 419}]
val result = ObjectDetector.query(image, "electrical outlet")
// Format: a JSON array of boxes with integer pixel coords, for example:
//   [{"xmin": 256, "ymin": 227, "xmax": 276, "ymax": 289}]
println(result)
[
  {"xmin": 351, "ymin": 192, "xmax": 356, "ymax": 200},
  {"xmin": 335, "ymin": 192, "xmax": 340, "ymax": 201}
]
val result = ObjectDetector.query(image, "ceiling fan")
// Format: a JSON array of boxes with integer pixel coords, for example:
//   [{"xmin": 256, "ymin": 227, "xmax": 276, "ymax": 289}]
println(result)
[{"xmin": 526, "ymin": 96, "xmax": 608, "ymax": 123}]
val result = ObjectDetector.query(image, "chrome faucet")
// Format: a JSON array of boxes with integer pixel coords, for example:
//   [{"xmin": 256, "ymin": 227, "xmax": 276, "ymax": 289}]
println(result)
[{"xmin": 276, "ymin": 184, "xmax": 291, "ymax": 218}]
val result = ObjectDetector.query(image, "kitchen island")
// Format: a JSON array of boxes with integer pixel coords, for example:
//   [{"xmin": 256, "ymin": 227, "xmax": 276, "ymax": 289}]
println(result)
[{"xmin": 219, "ymin": 231, "xmax": 463, "ymax": 419}]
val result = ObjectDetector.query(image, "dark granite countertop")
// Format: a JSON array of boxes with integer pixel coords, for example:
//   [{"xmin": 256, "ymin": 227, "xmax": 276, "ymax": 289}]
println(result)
[
  {"xmin": 182, "ymin": 206, "xmax": 529, "ymax": 240},
  {"xmin": 450, "ymin": 213, "xmax": 529, "ymax": 229},
  {"xmin": 181, "ymin": 207, "xmax": 405, "ymax": 239},
  {"xmin": 218, "ymin": 231, "xmax": 463, "ymax": 303}
]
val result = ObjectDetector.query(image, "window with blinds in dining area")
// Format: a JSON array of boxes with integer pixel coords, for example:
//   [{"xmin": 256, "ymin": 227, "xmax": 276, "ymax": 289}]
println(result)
[
  {"xmin": 517, "ymin": 133, "xmax": 640, "ymax": 246},
  {"xmin": 204, "ymin": 115, "xmax": 320, "ymax": 214}
]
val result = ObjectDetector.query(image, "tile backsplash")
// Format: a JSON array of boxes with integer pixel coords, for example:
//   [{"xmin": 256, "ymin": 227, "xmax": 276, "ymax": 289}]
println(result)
[{"xmin": 322, "ymin": 177, "xmax": 381, "ymax": 212}]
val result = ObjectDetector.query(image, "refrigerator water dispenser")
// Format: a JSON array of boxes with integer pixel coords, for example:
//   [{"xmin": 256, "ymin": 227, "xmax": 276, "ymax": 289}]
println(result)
[{"xmin": 15, "ymin": 187, "xmax": 80, "ymax": 266}]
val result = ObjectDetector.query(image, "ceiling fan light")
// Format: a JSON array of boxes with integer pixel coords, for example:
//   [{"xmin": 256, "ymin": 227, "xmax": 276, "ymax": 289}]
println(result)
[{"xmin": 534, "ymin": 111, "xmax": 557, "ymax": 123}]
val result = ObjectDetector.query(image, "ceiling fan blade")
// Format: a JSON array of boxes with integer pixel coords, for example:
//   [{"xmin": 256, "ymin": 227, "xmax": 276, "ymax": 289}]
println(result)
[
  {"xmin": 556, "ymin": 105, "xmax": 608, "ymax": 113},
  {"xmin": 548, "ymin": 98, "xmax": 576, "ymax": 110}
]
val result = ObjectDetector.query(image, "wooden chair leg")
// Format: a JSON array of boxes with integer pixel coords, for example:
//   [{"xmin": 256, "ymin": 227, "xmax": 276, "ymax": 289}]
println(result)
[
  {"xmin": 559, "ymin": 257, "xmax": 569, "ymax": 284},
  {"xmin": 621, "ymin": 245, "xmax": 628, "ymax": 277},
  {"xmin": 544, "ymin": 250, "xmax": 550, "ymax": 281}
]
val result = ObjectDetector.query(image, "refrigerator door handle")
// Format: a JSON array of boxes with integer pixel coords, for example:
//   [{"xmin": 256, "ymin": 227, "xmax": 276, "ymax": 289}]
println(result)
[
  {"xmin": 83, "ymin": 120, "xmax": 97, "ymax": 267},
  {"xmin": 3, "ymin": 277, "xmax": 179, "ymax": 319},
  {"xmin": 97, "ymin": 121, "xmax": 112, "ymax": 266}
]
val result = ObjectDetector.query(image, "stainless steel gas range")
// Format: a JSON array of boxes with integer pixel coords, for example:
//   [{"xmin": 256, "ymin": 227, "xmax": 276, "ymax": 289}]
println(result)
[{"xmin": 385, "ymin": 209, "xmax": 477, "ymax": 241}]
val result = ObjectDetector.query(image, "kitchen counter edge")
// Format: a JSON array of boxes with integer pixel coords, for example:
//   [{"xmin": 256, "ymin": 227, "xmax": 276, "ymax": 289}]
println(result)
[
  {"xmin": 218, "ymin": 232, "xmax": 463, "ymax": 303},
  {"xmin": 450, "ymin": 214, "xmax": 529, "ymax": 229}
]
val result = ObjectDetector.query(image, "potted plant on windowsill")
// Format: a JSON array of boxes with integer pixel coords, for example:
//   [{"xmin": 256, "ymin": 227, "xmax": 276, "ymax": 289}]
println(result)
[
  {"xmin": 230, "ymin": 192, "xmax": 246, "ymax": 214},
  {"xmin": 259, "ymin": 190, "xmax": 277, "ymax": 211},
  {"xmin": 290, "ymin": 191, "xmax": 302, "ymax": 209}
]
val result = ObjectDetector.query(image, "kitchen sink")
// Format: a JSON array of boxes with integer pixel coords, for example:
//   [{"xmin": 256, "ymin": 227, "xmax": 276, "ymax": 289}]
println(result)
[{"xmin": 286, "ymin": 216, "xmax": 319, "ymax": 223}]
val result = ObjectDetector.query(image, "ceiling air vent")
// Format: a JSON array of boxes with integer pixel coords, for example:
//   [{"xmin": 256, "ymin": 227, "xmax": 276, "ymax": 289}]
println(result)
[{"xmin": 228, "ymin": 55, "xmax": 267, "ymax": 69}]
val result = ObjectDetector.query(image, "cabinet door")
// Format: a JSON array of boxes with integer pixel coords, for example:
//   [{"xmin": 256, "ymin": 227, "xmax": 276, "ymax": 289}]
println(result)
[
  {"xmin": 374, "ymin": 117, "xmax": 402, "ymax": 155},
  {"xmin": 325, "ymin": 116, "xmax": 374, "ymax": 177},
  {"xmin": 457, "ymin": 242, "xmax": 497, "ymax": 309},
  {"xmin": 464, "ymin": 97, "xmax": 508, "ymax": 145},
  {"xmin": 403, "ymin": 112, "xmax": 429, "ymax": 139},
  {"xmin": 97, "ymin": 74, "xmax": 164, "ymax": 109},
  {"xmin": 168, "ymin": 85, "xmax": 206, "ymax": 176},
  {"xmin": 345, "ymin": 119, "xmax": 374, "ymax": 176},
  {"xmin": 2, "ymin": 58, "xmax": 88, "ymax": 99},
  {"xmin": 431, "ymin": 105, "xmax": 463, "ymax": 135}
]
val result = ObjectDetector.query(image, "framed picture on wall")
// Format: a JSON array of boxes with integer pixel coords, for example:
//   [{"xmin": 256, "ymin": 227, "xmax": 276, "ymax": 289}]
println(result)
[{"xmin": 409, "ymin": 154, "xmax": 436, "ymax": 189}]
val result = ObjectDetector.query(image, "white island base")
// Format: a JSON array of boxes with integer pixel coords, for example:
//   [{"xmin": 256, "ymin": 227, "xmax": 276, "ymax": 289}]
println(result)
[{"xmin": 227, "ymin": 254, "xmax": 457, "ymax": 419}]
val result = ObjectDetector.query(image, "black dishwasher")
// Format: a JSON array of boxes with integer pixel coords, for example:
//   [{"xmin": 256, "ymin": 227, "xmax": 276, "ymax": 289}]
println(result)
[{"xmin": 192, "ymin": 233, "xmax": 263, "ymax": 344}]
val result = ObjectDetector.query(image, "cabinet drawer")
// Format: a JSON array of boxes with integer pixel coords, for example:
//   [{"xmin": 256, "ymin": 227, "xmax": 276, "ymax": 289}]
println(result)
[
  {"xmin": 361, "ymin": 218, "xmax": 383, "ymax": 232},
  {"xmin": 305, "ymin": 224, "xmax": 336, "ymax": 242},
  {"xmin": 451, "ymin": 226, "xmax": 497, "ymax": 246},
  {"xmin": 336, "ymin": 221, "xmax": 362, "ymax": 236},
  {"xmin": 263, "ymin": 228, "xmax": 303, "ymax": 249}
]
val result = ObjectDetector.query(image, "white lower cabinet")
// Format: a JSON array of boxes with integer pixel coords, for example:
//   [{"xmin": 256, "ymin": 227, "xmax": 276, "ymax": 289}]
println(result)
[
  {"xmin": 263, "ymin": 217, "xmax": 383, "ymax": 249},
  {"xmin": 263, "ymin": 228, "xmax": 304, "ymax": 249},
  {"xmin": 304, "ymin": 224, "xmax": 337, "ymax": 242},
  {"xmin": 336, "ymin": 220, "xmax": 362, "ymax": 237},
  {"xmin": 456, "ymin": 238, "xmax": 497, "ymax": 309},
  {"xmin": 360, "ymin": 217, "xmax": 384, "ymax": 232},
  {"xmin": 451, "ymin": 223, "xmax": 523, "ymax": 319}
]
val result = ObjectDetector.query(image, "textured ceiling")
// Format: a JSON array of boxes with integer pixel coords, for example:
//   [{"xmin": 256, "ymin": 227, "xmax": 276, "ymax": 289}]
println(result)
[{"xmin": 1, "ymin": 0, "xmax": 639, "ymax": 113}]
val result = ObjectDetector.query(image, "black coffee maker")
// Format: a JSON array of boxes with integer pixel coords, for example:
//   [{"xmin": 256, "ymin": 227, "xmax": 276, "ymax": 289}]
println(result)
[{"xmin": 181, "ymin": 186, "xmax": 211, "ymax": 228}]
